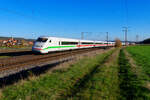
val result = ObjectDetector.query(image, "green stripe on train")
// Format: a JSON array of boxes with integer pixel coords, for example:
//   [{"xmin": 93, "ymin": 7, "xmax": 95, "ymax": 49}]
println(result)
[{"xmin": 43, "ymin": 45, "xmax": 76, "ymax": 50}]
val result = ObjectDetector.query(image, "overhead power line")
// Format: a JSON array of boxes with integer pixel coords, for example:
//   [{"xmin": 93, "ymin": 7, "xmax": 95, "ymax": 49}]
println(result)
[
  {"xmin": 81, "ymin": 32, "xmax": 92, "ymax": 40},
  {"xmin": 106, "ymin": 32, "xmax": 109, "ymax": 46}
]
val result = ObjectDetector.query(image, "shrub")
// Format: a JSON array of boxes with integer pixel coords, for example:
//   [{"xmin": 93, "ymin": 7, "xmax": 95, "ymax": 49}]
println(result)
[{"xmin": 115, "ymin": 38, "xmax": 122, "ymax": 47}]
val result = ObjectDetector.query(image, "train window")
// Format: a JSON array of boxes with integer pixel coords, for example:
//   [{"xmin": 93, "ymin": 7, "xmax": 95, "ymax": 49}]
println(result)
[
  {"xmin": 81, "ymin": 42, "xmax": 94, "ymax": 44},
  {"xmin": 62, "ymin": 41, "xmax": 78, "ymax": 45},
  {"xmin": 95, "ymin": 43, "xmax": 103, "ymax": 44},
  {"xmin": 36, "ymin": 38, "xmax": 48, "ymax": 42}
]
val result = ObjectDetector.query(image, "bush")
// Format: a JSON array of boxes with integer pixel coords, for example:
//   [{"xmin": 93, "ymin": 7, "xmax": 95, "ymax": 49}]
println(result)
[{"xmin": 115, "ymin": 38, "xmax": 122, "ymax": 47}]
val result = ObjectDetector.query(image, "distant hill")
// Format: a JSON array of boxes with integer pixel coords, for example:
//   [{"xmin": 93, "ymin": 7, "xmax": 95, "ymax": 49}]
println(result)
[
  {"xmin": 0, "ymin": 37, "xmax": 35, "ymax": 42},
  {"xmin": 141, "ymin": 38, "xmax": 150, "ymax": 44}
]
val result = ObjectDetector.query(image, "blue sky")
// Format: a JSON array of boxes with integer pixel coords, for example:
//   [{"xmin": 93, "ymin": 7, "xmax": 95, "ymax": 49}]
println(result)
[{"xmin": 0, "ymin": 0, "xmax": 150, "ymax": 41}]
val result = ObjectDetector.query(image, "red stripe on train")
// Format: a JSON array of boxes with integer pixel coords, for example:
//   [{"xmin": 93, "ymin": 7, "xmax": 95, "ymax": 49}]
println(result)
[{"xmin": 77, "ymin": 44, "xmax": 113, "ymax": 47}]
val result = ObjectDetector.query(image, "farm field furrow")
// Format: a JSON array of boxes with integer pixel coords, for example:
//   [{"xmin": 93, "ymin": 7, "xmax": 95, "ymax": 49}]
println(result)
[{"xmin": 0, "ymin": 48, "xmax": 115, "ymax": 100}]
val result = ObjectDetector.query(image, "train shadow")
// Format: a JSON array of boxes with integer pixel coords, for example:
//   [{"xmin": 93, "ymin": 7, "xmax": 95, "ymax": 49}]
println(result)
[{"xmin": 0, "ymin": 59, "xmax": 70, "ymax": 88}]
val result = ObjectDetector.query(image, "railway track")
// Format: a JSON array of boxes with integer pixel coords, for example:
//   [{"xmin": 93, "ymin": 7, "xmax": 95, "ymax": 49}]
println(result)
[{"xmin": 0, "ymin": 47, "xmax": 105, "ymax": 78}]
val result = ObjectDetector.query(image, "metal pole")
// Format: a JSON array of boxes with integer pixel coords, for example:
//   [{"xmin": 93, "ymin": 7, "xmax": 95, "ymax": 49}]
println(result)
[
  {"xmin": 81, "ymin": 32, "xmax": 84, "ymax": 40},
  {"xmin": 106, "ymin": 32, "xmax": 108, "ymax": 46},
  {"xmin": 123, "ymin": 27, "xmax": 128, "ymax": 45},
  {"xmin": 125, "ymin": 29, "xmax": 127, "ymax": 45},
  {"xmin": 11, "ymin": 34, "xmax": 13, "ymax": 40},
  {"xmin": 136, "ymin": 35, "xmax": 139, "ymax": 43}
]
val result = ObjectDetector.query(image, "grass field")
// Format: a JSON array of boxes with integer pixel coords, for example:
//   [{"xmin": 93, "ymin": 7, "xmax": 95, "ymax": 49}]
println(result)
[
  {"xmin": 65, "ymin": 49, "xmax": 120, "ymax": 100},
  {"xmin": 126, "ymin": 46, "xmax": 150, "ymax": 79},
  {"xmin": 1, "ymin": 46, "xmax": 150, "ymax": 100},
  {"xmin": 126, "ymin": 46, "xmax": 150, "ymax": 99},
  {"xmin": 119, "ymin": 49, "xmax": 150, "ymax": 100}
]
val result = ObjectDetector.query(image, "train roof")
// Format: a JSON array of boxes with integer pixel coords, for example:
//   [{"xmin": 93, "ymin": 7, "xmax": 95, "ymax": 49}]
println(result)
[
  {"xmin": 38, "ymin": 36, "xmax": 93, "ymax": 42},
  {"xmin": 39, "ymin": 36, "xmax": 79, "ymax": 41},
  {"xmin": 38, "ymin": 36, "xmax": 110, "ymax": 43}
]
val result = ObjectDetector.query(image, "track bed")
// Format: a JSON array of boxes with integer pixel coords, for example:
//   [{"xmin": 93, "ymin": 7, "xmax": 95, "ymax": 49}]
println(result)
[{"xmin": 0, "ymin": 47, "xmax": 107, "ymax": 78}]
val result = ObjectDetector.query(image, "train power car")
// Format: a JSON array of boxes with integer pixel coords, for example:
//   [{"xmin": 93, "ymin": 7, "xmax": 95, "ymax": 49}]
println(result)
[{"xmin": 32, "ymin": 36, "xmax": 115, "ymax": 53}]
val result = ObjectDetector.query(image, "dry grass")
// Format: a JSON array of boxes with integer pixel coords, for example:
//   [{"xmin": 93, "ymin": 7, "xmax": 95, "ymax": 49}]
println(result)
[{"xmin": 104, "ymin": 48, "xmax": 120, "ymax": 66}]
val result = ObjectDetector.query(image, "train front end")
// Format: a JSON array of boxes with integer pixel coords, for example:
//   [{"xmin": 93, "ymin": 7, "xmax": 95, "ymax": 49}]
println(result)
[{"xmin": 32, "ymin": 37, "xmax": 49, "ymax": 53}]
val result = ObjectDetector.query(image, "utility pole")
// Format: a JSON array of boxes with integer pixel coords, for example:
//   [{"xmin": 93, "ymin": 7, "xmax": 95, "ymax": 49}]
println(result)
[
  {"xmin": 32, "ymin": 33, "xmax": 36, "ymax": 39},
  {"xmin": 81, "ymin": 32, "xmax": 84, "ymax": 40},
  {"xmin": 123, "ymin": 27, "xmax": 128, "ymax": 45},
  {"xmin": 11, "ymin": 34, "xmax": 13, "ymax": 40},
  {"xmin": 136, "ymin": 35, "xmax": 139, "ymax": 43},
  {"xmin": 11, "ymin": 33, "xmax": 15, "ymax": 40},
  {"xmin": 106, "ymin": 32, "xmax": 108, "ymax": 46}
]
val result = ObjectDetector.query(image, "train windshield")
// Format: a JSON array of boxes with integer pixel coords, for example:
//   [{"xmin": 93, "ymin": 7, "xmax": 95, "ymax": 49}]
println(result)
[{"xmin": 36, "ymin": 38, "xmax": 48, "ymax": 42}]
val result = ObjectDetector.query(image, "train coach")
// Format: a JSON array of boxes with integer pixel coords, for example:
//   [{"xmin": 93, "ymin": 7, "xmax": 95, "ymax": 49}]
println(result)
[{"xmin": 32, "ymin": 36, "xmax": 115, "ymax": 53}]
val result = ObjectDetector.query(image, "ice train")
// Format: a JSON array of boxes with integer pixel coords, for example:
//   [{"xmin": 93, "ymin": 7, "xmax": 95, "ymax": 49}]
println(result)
[{"xmin": 32, "ymin": 36, "xmax": 115, "ymax": 53}]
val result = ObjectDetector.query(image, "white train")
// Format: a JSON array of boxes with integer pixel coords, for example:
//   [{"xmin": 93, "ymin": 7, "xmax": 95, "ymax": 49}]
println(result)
[{"xmin": 32, "ymin": 36, "xmax": 115, "ymax": 53}]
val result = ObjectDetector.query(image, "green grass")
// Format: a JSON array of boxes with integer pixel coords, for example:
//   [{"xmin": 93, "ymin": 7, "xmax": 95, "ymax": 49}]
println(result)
[
  {"xmin": 65, "ymin": 49, "xmax": 120, "ymax": 100},
  {"xmin": 0, "ymin": 49, "xmax": 114, "ymax": 100},
  {"xmin": 65, "ymin": 48, "xmax": 149, "ymax": 100},
  {"xmin": 126, "ymin": 46, "xmax": 150, "ymax": 81},
  {"xmin": 119, "ymin": 49, "xmax": 150, "ymax": 100}
]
